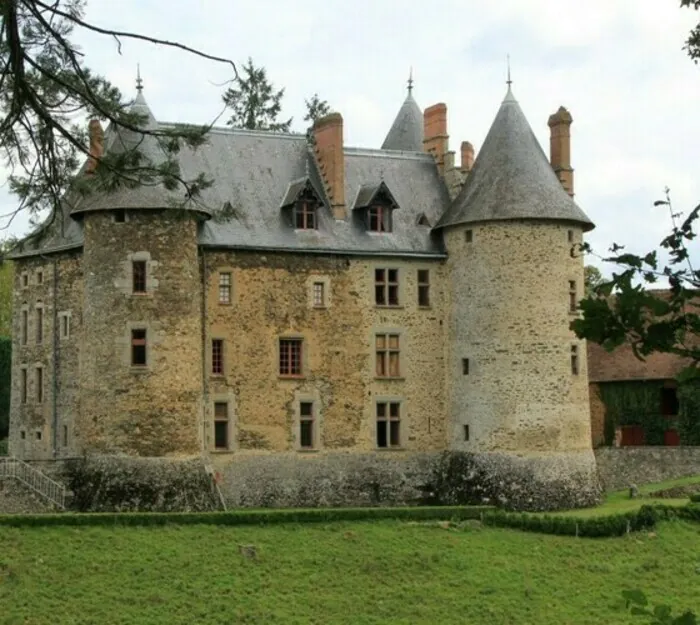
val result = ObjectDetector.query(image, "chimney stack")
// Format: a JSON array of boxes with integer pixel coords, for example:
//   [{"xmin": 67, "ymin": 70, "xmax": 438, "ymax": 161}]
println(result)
[
  {"xmin": 460, "ymin": 141, "xmax": 475, "ymax": 172},
  {"xmin": 313, "ymin": 113, "xmax": 345, "ymax": 220},
  {"xmin": 85, "ymin": 119, "xmax": 104, "ymax": 174},
  {"xmin": 423, "ymin": 103, "xmax": 449, "ymax": 175},
  {"xmin": 547, "ymin": 106, "xmax": 574, "ymax": 197}
]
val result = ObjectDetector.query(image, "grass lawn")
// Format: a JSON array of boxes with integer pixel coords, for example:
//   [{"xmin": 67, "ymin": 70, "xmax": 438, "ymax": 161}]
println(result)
[{"xmin": 1, "ymin": 519, "xmax": 699, "ymax": 624}]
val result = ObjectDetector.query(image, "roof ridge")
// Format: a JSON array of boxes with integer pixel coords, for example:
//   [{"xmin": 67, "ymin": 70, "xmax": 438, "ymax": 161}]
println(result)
[
  {"xmin": 159, "ymin": 122, "xmax": 307, "ymax": 140},
  {"xmin": 344, "ymin": 147, "xmax": 433, "ymax": 161}
]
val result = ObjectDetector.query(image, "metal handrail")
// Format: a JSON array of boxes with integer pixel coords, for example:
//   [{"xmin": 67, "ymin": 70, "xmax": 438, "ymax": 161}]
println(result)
[{"xmin": 0, "ymin": 456, "xmax": 66, "ymax": 510}]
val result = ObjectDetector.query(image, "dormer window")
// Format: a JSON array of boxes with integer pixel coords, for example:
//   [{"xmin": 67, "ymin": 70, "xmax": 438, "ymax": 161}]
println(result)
[
  {"xmin": 280, "ymin": 176, "xmax": 324, "ymax": 231},
  {"xmin": 368, "ymin": 205, "xmax": 391, "ymax": 233},
  {"xmin": 353, "ymin": 181, "xmax": 399, "ymax": 234},
  {"xmin": 294, "ymin": 199, "xmax": 316, "ymax": 230}
]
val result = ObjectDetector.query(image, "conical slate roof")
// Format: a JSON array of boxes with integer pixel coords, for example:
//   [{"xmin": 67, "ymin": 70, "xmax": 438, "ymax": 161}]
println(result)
[
  {"xmin": 381, "ymin": 90, "xmax": 424, "ymax": 152},
  {"xmin": 436, "ymin": 88, "xmax": 594, "ymax": 231}
]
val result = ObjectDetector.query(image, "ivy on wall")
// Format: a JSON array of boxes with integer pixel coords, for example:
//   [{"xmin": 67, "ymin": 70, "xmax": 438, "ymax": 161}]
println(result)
[
  {"xmin": 599, "ymin": 380, "xmax": 669, "ymax": 446},
  {"xmin": 0, "ymin": 337, "xmax": 10, "ymax": 440},
  {"xmin": 678, "ymin": 380, "xmax": 700, "ymax": 445}
]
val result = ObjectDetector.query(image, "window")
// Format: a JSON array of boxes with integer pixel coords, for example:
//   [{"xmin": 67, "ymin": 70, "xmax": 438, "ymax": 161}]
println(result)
[
  {"xmin": 376, "ymin": 401, "xmax": 401, "ymax": 448},
  {"xmin": 463, "ymin": 424, "xmax": 470, "ymax": 441},
  {"xmin": 36, "ymin": 367, "xmax": 43, "ymax": 403},
  {"xmin": 36, "ymin": 270, "xmax": 43, "ymax": 285},
  {"xmin": 214, "ymin": 402, "xmax": 229, "ymax": 450},
  {"xmin": 312, "ymin": 282, "xmax": 325, "ymax": 308},
  {"xmin": 661, "ymin": 387, "xmax": 679, "ymax": 416},
  {"xmin": 279, "ymin": 338, "xmax": 303, "ymax": 376},
  {"xmin": 132, "ymin": 260, "xmax": 147, "ymax": 293},
  {"xmin": 375, "ymin": 268, "xmax": 399, "ymax": 306},
  {"xmin": 114, "ymin": 209, "xmax": 126, "ymax": 223},
  {"xmin": 218, "ymin": 272, "xmax": 232, "ymax": 305},
  {"xmin": 20, "ymin": 430, "xmax": 26, "ymax": 440},
  {"xmin": 35, "ymin": 306, "xmax": 43, "ymax": 344},
  {"xmin": 35, "ymin": 431, "xmax": 42, "ymax": 441},
  {"xmin": 212, "ymin": 339, "xmax": 224, "ymax": 376},
  {"xmin": 299, "ymin": 401, "xmax": 315, "ymax": 449},
  {"xmin": 571, "ymin": 344, "xmax": 579, "ymax": 375},
  {"xmin": 462, "ymin": 358, "xmax": 470, "ymax": 375},
  {"xmin": 368, "ymin": 205, "xmax": 391, "ymax": 232},
  {"xmin": 465, "ymin": 229, "xmax": 473, "ymax": 243},
  {"xmin": 20, "ymin": 368, "xmax": 27, "ymax": 404},
  {"xmin": 294, "ymin": 200, "xmax": 316, "ymax": 230},
  {"xmin": 63, "ymin": 425, "xmax": 68, "ymax": 447},
  {"xmin": 21, "ymin": 273, "xmax": 28, "ymax": 288},
  {"xmin": 21, "ymin": 310, "xmax": 28, "ymax": 345},
  {"xmin": 131, "ymin": 329, "xmax": 147, "ymax": 366},
  {"xmin": 567, "ymin": 230, "xmax": 574, "ymax": 243},
  {"xmin": 569, "ymin": 280, "xmax": 577, "ymax": 313},
  {"xmin": 417, "ymin": 270, "xmax": 430, "ymax": 307},
  {"xmin": 376, "ymin": 334, "xmax": 400, "ymax": 378},
  {"xmin": 59, "ymin": 313, "xmax": 71, "ymax": 340}
]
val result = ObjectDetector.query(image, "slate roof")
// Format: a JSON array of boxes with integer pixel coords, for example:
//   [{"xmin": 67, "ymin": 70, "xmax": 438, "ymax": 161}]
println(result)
[
  {"xmin": 436, "ymin": 87, "xmax": 594, "ymax": 231},
  {"xmin": 380, "ymin": 91, "xmax": 424, "ymax": 152}
]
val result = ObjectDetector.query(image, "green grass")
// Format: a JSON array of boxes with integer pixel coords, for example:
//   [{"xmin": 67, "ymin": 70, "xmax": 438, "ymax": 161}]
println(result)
[{"xmin": 1, "ymin": 520, "xmax": 699, "ymax": 624}]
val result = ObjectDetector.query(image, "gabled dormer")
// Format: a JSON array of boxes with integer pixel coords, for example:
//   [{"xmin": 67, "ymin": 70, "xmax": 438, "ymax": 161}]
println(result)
[
  {"xmin": 353, "ymin": 181, "xmax": 400, "ymax": 233},
  {"xmin": 279, "ymin": 177, "xmax": 325, "ymax": 230}
]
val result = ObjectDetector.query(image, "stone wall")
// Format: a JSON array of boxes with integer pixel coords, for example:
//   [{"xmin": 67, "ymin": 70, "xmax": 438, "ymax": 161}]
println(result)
[
  {"xmin": 202, "ymin": 251, "xmax": 448, "ymax": 455},
  {"xmin": 595, "ymin": 447, "xmax": 700, "ymax": 491},
  {"xmin": 9, "ymin": 252, "xmax": 83, "ymax": 460},
  {"xmin": 589, "ymin": 383, "xmax": 606, "ymax": 447}
]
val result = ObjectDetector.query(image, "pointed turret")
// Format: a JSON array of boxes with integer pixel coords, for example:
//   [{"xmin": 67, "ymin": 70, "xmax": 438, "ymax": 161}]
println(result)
[
  {"xmin": 436, "ymin": 87, "xmax": 593, "ymax": 231},
  {"xmin": 381, "ymin": 73, "xmax": 424, "ymax": 152}
]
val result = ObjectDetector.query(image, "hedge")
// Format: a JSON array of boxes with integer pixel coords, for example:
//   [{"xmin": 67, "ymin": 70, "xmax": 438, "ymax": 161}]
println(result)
[
  {"xmin": 690, "ymin": 494, "xmax": 700, "ymax": 504},
  {"xmin": 0, "ymin": 505, "xmax": 495, "ymax": 528}
]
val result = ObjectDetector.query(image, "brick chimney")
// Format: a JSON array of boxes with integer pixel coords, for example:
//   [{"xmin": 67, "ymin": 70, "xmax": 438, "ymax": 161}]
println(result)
[
  {"xmin": 85, "ymin": 119, "xmax": 104, "ymax": 175},
  {"xmin": 460, "ymin": 141, "xmax": 475, "ymax": 172},
  {"xmin": 423, "ymin": 103, "xmax": 449, "ymax": 175},
  {"xmin": 313, "ymin": 113, "xmax": 345, "ymax": 220},
  {"xmin": 547, "ymin": 106, "xmax": 574, "ymax": 197}
]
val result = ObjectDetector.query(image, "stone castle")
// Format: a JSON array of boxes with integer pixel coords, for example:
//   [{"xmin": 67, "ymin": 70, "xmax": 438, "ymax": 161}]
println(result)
[{"xmin": 7, "ymin": 76, "xmax": 601, "ymax": 507}]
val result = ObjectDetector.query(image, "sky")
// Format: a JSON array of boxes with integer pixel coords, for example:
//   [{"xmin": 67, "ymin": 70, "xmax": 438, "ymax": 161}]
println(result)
[{"xmin": 1, "ymin": 0, "xmax": 699, "ymax": 274}]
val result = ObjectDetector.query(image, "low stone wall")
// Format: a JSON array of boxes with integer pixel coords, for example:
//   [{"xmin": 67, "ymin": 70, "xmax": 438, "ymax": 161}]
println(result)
[
  {"xmin": 0, "ymin": 480, "xmax": 53, "ymax": 514},
  {"xmin": 595, "ymin": 447, "xmax": 700, "ymax": 491},
  {"xmin": 216, "ymin": 449, "xmax": 602, "ymax": 512}
]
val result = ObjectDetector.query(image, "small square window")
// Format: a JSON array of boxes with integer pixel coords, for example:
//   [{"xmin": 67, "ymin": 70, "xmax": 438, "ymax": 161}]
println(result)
[
  {"xmin": 132, "ymin": 261, "xmax": 147, "ymax": 293},
  {"xmin": 368, "ymin": 205, "xmax": 391, "ymax": 232},
  {"xmin": 465, "ymin": 229, "xmax": 473, "ymax": 243},
  {"xmin": 114, "ymin": 209, "xmax": 127, "ymax": 223},
  {"xmin": 35, "ymin": 431, "xmax": 42, "ymax": 441},
  {"xmin": 20, "ymin": 430, "xmax": 26, "ymax": 440},
  {"xmin": 218, "ymin": 272, "xmax": 232, "ymax": 305},
  {"xmin": 131, "ymin": 329, "xmax": 147, "ymax": 366},
  {"xmin": 463, "ymin": 424, "xmax": 470, "ymax": 441},
  {"xmin": 36, "ymin": 271, "xmax": 43, "ymax": 285},
  {"xmin": 462, "ymin": 358, "xmax": 470, "ymax": 375}
]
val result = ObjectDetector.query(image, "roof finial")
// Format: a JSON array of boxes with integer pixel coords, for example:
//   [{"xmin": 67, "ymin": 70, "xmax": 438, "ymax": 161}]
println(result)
[
  {"xmin": 407, "ymin": 66, "xmax": 414, "ymax": 94},
  {"xmin": 506, "ymin": 54, "xmax": 512, "ymax": 89},
  {"xmin": 136, "ymin": 64, "xmax": 143, "ymax": 92}
]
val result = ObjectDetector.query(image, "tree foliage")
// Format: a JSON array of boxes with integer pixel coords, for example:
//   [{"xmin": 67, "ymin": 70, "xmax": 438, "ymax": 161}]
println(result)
[
  {"xmin": 303, "ymin": 93, "xmax": 330, "ymax": 124},
  {"xmin": 682, "ymin": 0, "xmax": 700, "ymax": 63},
  {"xmin": 584, "ymin": 265, "xmax": 604, "ymax": 296},
  {"xmin": 572, "ymin": 190, "xmax": 700, "ymax": 377},
  {"xmin": 223, "ymin": 57, "xmax": 291, "ymax": 132},
  {"xmin": 1, "ymin": 0, "xmax": 236, "ymax": 230}
]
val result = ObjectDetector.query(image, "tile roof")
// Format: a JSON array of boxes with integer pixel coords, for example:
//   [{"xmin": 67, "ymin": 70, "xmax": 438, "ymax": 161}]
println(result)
[
  {"xmin": 436, "ymin": 87, "xmax": 594, "ymax": 231},
  {"xmin": 380, "ymin": 92, "xmax": 424, "ymax": 153}
]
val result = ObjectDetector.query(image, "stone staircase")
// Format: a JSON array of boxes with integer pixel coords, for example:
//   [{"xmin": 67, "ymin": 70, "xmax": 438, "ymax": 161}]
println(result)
[{"xmin": 0, "ymin": 457, "xmax": 67, "ymax": 510}]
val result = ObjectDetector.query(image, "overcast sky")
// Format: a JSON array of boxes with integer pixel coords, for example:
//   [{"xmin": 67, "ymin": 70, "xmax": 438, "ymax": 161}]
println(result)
[{"xmin": 2, "ymin": 0, "xmax": 698, "ymax": 274}]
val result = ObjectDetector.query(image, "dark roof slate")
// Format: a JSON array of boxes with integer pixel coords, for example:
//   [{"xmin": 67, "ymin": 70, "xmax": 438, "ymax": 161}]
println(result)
[
  {"xmin": 352, "ymin": 180, "xmax": 399, "ymax": 210},
  {"xmin": 436, "ymin": 88, "xmax": 594, "ymax": 231},
  {"xmin": 381, "ymin": 92, "xmax": 424, "ymax": 152}
]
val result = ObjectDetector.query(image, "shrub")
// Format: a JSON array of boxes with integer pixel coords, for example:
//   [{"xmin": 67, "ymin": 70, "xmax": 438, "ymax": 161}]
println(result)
[
  {"xmin": 63, "ymin": 456, "xmax": 222, "ymax": 512},
  {"xmin": 689, "ymin": 494, "xmax": 700, "ymax": 504}
]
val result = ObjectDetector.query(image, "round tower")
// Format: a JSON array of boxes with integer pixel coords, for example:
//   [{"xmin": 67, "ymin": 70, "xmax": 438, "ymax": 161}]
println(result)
[
  {"xmin": 436, "ymin": 87, "xmax": 601, "ymax": 510},
  {"xmin": 71, "ymin": 84, "xmax": 208, "ymax": 456}
]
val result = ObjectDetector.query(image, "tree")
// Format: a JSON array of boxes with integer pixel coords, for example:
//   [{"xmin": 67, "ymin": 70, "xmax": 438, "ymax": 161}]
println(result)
[
  {"xmin": 1, "ymin": 0, "xmax": 236, "ymax": 232},
  {"xmin": 303, "ymin": 93, "xmax": 330, "ymax": 124},
  {"xmin": 584, "ymin": 265, "xmax": 604, "ymax": 296},
  {"xmin": 572, "ymin": 190, "xmax": 700, "ymax": 376},
  {"xmin": 683, "ymin": 0, "xmax": 700, "ymax": 63},
  {"xmin": 223, "ymin": 58, "xmax": 291, "ymax": 132}
]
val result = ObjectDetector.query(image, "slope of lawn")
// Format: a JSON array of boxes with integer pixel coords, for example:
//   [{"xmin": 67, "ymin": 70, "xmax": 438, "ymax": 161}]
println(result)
[{"xmin": 1, "ymin": 518, "xmax": 699, "ymax": 625}]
